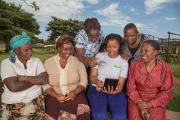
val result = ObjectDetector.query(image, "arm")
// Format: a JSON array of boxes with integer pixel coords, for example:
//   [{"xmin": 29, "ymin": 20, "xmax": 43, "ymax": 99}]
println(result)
[
  {"xmin": 149, "ymin": 67, "xmax": 174, "ymax": 107},
  {"xmin": 45, "ymin": 88, "xmax": 65, "ymax": 103},
  {"xmin": 75, "ymin": 48, "xmax": 98, "ymax": 67},
  {"xmin": 18, "ymin": 72, "xmax": 48, "ymax": 85},
  {"xmin": 126, "ymin": 62, "xmax": 142, "ymax": 103},
  {"xmin": 1, "ymin": 60, "xmax": 34, "ymax": 92},
  {"xmin": 90, "ymin": 67, "xmax": 103, "ymax": 91},
  {"xmin": 3, "ymin": 77, "xmax": 34, "ymax": 92},
  {"xmin": 114, "ymin": 76, "xmax": 126, "ymax": 94}
]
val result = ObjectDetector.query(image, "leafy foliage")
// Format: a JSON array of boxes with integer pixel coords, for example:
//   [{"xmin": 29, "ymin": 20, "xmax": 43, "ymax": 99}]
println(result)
[
  {"xmin": 46, "ymin": 16, "xmax": 84, "ymax": 42},
  {"xmin": 0, "ymin": 0, "xmax": 41, "ymax": 52}
]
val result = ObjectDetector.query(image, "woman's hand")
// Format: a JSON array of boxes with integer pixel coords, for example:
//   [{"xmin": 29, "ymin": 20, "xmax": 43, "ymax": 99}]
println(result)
[
  {"xmin": 88, "ymin": 57, "xmax": 99, "ymax": 67},
  {"xmin": 113, "ymin": 83, "xmax": 123, "ymax": 94},
  {"xmin": 96, "ymin": 80, "xmax": 103, "ymax": 91},
  {"xmin": 137, "ymin": 101, "xmax": 152, "ymax": 109},
  {"xmin": 55, "ymin": 94, "xmax": 65, "ymax": 103},
  {"xmin": 17, "ymin": 75, "xmax": 27, "ymax": 82},
  {"xmin": 65, "ymin": 90, "xmax": 78, "ymax": 101},
  {"xmin": 102, "ymin": 85, "xmax": 114, "ymax": 94},
  {"xmin": 140, "ymin": 108, "xmax": 150, "ymax": 120}
]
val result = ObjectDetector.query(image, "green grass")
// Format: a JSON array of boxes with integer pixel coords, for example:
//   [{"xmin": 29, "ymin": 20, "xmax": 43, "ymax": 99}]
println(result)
[
  {"xmin": 168, "ymin": 62, "xmax": 180, "ymax": 78},
  {"xmin": 167, "ymin": 88, "xmax": 180, "ymax": 112}
]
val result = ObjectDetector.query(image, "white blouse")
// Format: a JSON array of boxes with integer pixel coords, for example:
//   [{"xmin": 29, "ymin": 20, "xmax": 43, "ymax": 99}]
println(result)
[{"xmin": 0, "ymin": 56, "xmax": 45, "ymax": 104}]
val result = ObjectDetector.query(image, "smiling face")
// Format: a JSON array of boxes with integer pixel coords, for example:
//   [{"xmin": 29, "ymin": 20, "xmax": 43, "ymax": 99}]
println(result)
[
  {"xmin": 141, "ymin": 43, "xmax": 158, "ymax": 63},
  {"xmin": 58, "ymin": 42, "xmax": 73, "ymax": 60},
  {"xmin": 106, "ymin": 39, "xmax": 120, "ymax": 58},
  {"xmin": 15, "ymin": 43, "xmax": 32, "ymax": 63},
  {"xmin": 124, "ymin": 28, "xmax": 139, "ymax": 47},
  {"xmin": 87, "ymin": 29, "xmax": 99, "ymax": 43}
]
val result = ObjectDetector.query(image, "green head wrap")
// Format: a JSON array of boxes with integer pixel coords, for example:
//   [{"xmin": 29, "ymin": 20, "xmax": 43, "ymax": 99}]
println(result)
[{"xmin": 10, "ymin": 32, "xmax": 31, "ymax": 62}]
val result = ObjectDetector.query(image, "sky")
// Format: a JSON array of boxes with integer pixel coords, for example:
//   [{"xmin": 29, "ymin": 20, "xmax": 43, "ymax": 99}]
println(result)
[{"xmin": 6, "ymin": 0, "xmax": 180, "ymax": 40}]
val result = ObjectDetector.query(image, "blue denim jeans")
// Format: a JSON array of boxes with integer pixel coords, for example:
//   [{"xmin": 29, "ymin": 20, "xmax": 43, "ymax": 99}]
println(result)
[{"xmin": 87, "ymin": 85, "xmax": 127, "ymax": 120}]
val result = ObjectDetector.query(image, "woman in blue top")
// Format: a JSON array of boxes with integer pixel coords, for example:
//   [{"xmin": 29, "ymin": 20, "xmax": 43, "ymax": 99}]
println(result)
[{"xmin": 88, "ymin": 33, "xmax": 129, "ymax": 120}]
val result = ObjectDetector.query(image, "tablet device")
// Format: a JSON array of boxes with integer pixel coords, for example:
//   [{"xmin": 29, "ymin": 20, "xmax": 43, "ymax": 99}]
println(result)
[{"xmin": 104, "ymin": 78, "xmax": 119, "ymax": 91}]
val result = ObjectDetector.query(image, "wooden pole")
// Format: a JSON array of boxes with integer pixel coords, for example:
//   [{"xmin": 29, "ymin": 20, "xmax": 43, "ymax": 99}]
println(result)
[{"xmin": 166, "ymin": 32, "xmax": 171, "ymax": 61}]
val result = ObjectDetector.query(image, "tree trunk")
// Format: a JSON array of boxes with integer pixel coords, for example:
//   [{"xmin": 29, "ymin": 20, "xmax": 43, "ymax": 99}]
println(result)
[{"xmin": 5, "ymin": 40, "xmax": 10, "ymax": 52}]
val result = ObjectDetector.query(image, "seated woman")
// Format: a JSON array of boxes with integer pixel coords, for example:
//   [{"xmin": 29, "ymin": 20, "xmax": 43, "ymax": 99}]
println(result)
[
  {"xmin": 127, "ymin": 40, "xmax": 174, "ymax": 120},
  {"xmin": 0, "ymin": 32, "xmax": 53, "ymax": 119},
  {"xmin": 88, "ymin": 33, "xmax": 129, "ymax": 120},
  {"xmin": 43, "ymin": 35, "xmax": 90, "ymax": 120}
]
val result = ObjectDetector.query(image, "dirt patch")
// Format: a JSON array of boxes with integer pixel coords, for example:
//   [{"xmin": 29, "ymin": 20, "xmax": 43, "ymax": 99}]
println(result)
[{"xmin": 174, "ymin": 77, "xmax": 180, "ymax": 89}]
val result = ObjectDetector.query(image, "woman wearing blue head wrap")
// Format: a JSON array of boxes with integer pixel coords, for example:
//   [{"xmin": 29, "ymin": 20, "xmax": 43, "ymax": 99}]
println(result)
[{"xmin": 0, "ymin": 32, "xmax": 54, "ymax": 119}]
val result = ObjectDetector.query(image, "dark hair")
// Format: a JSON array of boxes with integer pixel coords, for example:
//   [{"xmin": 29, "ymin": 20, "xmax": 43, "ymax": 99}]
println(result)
[
  {"xmin": 56, "ymin": 34, "xmax": 74, "ymax": 49},
  {"xmin": 104, "ymin": 33, "xmax": 122, "ymax": 49},
  {"xmin": 124, "ymin": 23, "xmax": 138, "ymax": 33},
  {"xmin": 84, "ymin": 18, "xmax": 101, "ymax": 34},
  {"xmin": 143, "ymin": 40, "xmax": 160, "ymax": 50}
]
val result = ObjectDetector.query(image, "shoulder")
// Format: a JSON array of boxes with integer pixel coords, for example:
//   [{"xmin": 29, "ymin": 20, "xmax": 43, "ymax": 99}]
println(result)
[
  {"xmin": 1, "ymin": 58, "xmax": 11, "ymax": 65},
  {"xmin": 119, "ymin": 56, "xmax": 128, "ymax": 64},
  {"xmin": 70, "ymin": 56, "xmax": 79, "ymax": 62},
  {"xmin": 96, "ymin": 52, "xmax": 107, "ymax": 58},
  {"xmin": 44, "ymin": 55, "xmax": 56, "ymax": 65},
  {"xmin": 30, "ymin": 57, "xmax": 41, "ymax": 62},
  {"xmin": 74, "ymin": 29, "xmax": 86, "ymax": 39},
  {"xmin": 158, "ymin": 60, "xmax": 172, "ymax": 71},
  {"xmin": 130, "ymin": 60, "xmax": 143, "ymax": 67},
  {"xmin": 99, "ymin": 30, "xmax": 105, "ymax": 38}
]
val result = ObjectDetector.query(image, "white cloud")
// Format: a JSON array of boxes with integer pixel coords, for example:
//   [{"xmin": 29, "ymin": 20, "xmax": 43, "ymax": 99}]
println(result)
[
  {"xmin": 165, "ymin": 17, "xmax": 177, "ymax": 21},
  {"xmin": 96, "ymin": 3, "xmax": 130, "ymax": 27},
  {"xmin": 130, "ymin": 7, "xmax": 135, "ymax": 12},
  {"xmin": 87, "ymin": 0, "xmax": 100, "ymax": 4},
  {"xmin": 144, "ymin": 0, "xmax": 179, "ymax": 14},
  {"xmin": 136, "ymin": 23, "xmax": 158, "ymax": 33},
  {"xmin": 7, "ymin": 0, "xmax": 84, "ymax": 22}
]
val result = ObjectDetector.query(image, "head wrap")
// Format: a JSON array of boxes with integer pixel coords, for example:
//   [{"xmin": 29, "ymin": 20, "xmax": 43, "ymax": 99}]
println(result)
[{"xmin": 9, "ymin": 32, "xmax": 31, "ymax": 62}]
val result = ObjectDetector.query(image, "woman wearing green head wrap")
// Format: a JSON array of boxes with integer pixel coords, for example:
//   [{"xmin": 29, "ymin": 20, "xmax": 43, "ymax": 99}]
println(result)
[{"xmin": 0, "ymin": 32, "xmax": 54, "ymax": 120}]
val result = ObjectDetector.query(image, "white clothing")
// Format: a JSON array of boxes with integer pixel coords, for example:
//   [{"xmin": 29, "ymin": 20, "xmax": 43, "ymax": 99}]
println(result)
[
  {"xmin": 0, "ymin": 56, "xmax": 45, "ymax": 104},
  {"xmin": 94, "ymin": 52, "xmax": 128, "ymax": 84},
  {"xmin": 74, "ymin": 29, "xmax": 105, "ymax": 57}
]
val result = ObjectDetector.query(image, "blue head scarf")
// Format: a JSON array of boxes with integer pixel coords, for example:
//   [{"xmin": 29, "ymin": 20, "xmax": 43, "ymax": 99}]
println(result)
[{"xmin": 10, "ymin": 32, "xmax": 31, "ymax": 63}]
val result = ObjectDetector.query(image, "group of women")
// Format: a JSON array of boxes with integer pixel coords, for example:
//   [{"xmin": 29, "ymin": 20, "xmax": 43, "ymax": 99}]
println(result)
[{"xmin": 0, "ymin": 18, "xmax": 174, "ymax": 120}]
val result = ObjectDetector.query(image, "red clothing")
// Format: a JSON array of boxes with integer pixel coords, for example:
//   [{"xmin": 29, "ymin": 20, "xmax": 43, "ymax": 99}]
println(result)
[{"xmin": 127, "ymin": 60, "xmax": 174, "ymax": 120}]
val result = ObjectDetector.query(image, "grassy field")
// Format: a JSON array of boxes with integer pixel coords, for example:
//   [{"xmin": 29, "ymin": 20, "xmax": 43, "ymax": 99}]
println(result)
[{"xmin": 0, "ymin": 48, "xmax": 180, "ymax": 112}]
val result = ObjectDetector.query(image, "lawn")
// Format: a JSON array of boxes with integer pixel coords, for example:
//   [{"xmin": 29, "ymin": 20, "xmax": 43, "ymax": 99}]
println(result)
[{"xmin": 0, "ymin": 48, "xmax": 180, "ymax": 112}]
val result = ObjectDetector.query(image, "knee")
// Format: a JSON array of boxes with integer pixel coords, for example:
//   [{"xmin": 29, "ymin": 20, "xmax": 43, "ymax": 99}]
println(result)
[
  {"xmin": 112, "ymin": 114, "xmax": 127, "ymax": 120},
  {"xmin": 92, "ymin": 112, "xmax": 107, "ymax": 120}
]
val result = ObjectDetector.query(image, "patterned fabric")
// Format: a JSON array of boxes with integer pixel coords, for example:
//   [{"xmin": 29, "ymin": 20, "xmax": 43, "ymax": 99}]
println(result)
[
  {"xmin": 120, "ymin": 34, "xmax": 149, "ymax": 60},
  {"xmin": 9, "ymin": 32, "xmax": 31, "ymax": 63},
  {"xmin": 45, "ymin": 92, "xmax": 90, "ymax": 120},
  {"xmin": 0, "ymin": 96, "xmax": 55, "ymax": 120},
  {"xmin": 58, "ymin": 104, "xmax": 90, "ymax": 120},
  {"xmin": 127, "ymin": 60, "xmax": 174, "ymax": 120},
  {"xmin": 74, "ymin": 29, "xmax": 105, "ymax": 57}
]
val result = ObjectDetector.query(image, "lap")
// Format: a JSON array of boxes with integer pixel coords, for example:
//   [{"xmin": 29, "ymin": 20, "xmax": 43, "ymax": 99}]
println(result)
[{"xmin": 45, "ymin": 92, "xmax": 90, "ymax": 120}]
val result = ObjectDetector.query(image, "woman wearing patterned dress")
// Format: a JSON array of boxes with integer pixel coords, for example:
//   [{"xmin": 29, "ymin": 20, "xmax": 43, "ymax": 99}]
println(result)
[
  {"xmin": 127, "ymin": 40, "xmax": 174, "ymax": 120},
  {"xmin": 0, "ymin": 32, "xmax": 53, "ymax": 120}
]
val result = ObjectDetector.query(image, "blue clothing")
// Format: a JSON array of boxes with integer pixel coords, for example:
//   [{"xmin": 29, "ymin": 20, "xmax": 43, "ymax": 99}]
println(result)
[
  {"xmin": 88, "ymin": 86, "xmax": 127, "ymax": 120},
  {"xmin": 74, "ymin": 29, "xmax": 105, "ymax": 58},
  {"xmin": 9, "ymin": 32, "xmax": 31, "ymax": 62}
]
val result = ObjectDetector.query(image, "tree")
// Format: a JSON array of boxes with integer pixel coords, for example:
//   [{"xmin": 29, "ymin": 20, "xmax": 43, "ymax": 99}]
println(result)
[
  {"xmin": 0, "ymin": 0, "xmax": 40, "ymax": 52},
  {"xmin": 46, "ymin": 17, "xmax": 84, "ymax": 42}
]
